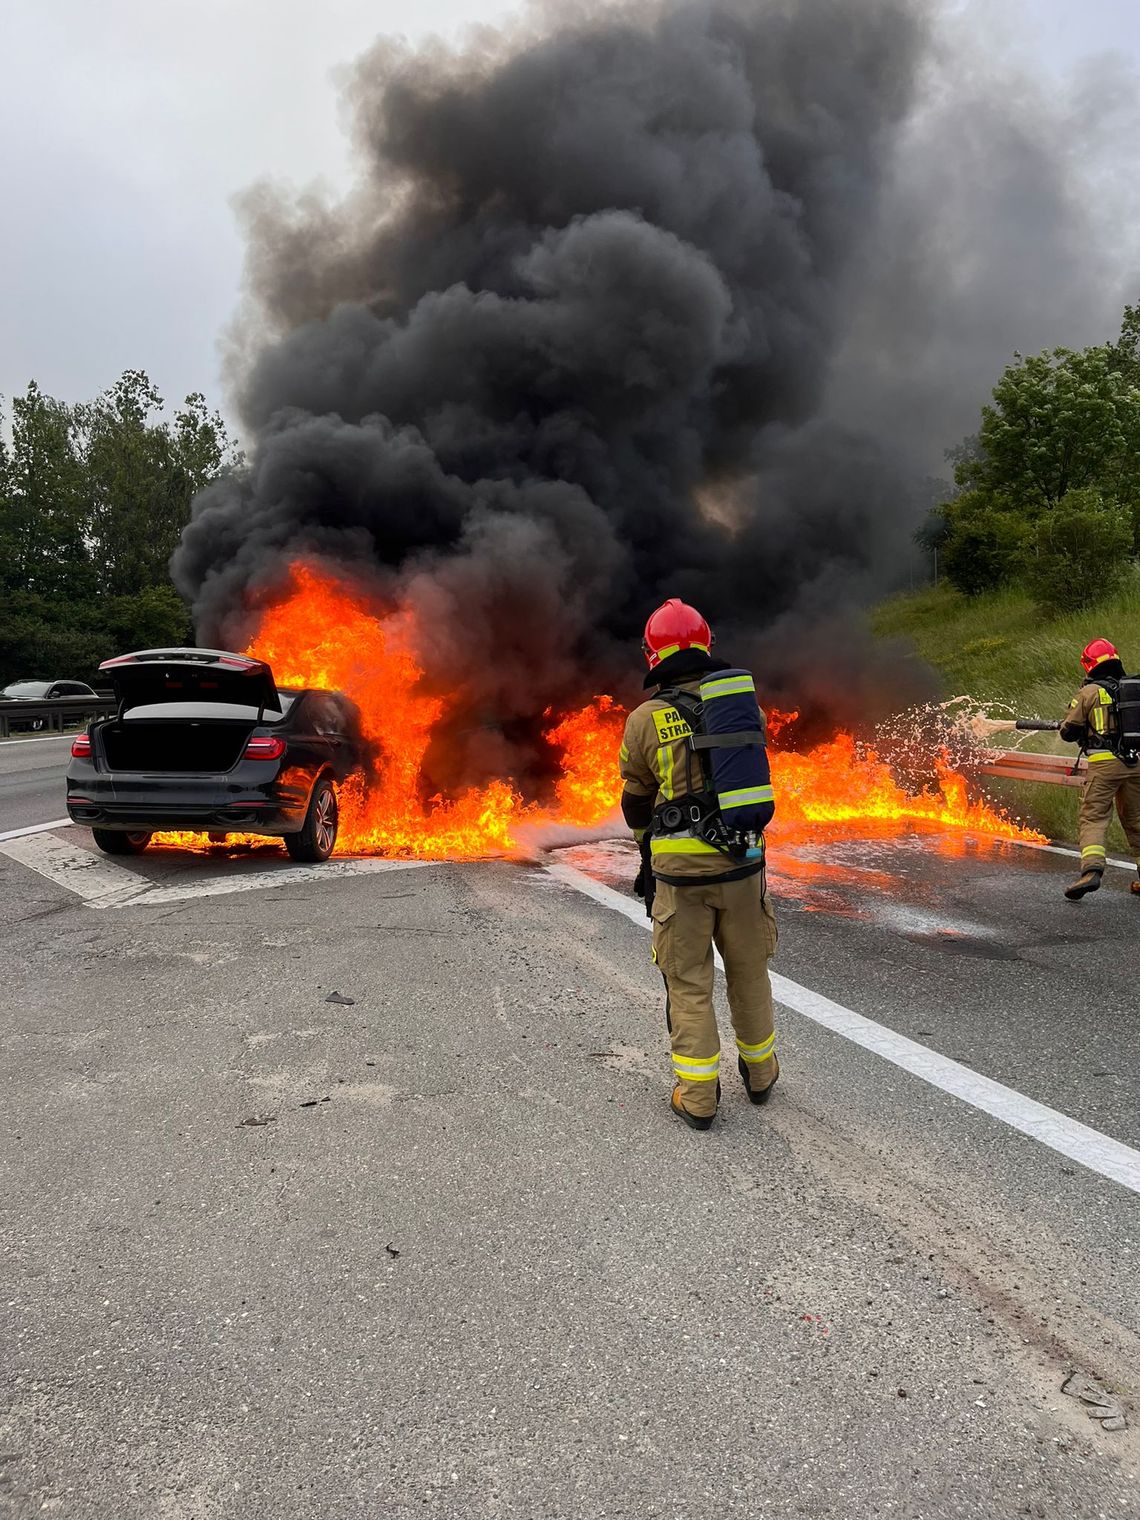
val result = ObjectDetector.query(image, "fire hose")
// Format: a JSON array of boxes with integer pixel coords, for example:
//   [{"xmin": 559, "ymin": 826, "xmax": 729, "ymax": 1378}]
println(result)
[{"xmin": 1015, "ymin": 719, "xmax": 1062, "ymax": 731}]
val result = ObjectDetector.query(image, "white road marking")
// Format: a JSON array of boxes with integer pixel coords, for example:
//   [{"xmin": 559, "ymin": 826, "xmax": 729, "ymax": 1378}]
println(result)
[
  {"xmin": 0, "ymin": 831, "xmax": 431, "ymax": 907},
  {"xmin": 0, "ymin": 734, "xmax": 75, "ymax": 747},
  {"xmin": 0, "ymin": 832, "xmax": 150, "ymax": 906},
  {"xmin": 1017, "ymin": 839, "xmax": 1136, "ymax": 871},
  {"xmin": 545, "ymin": 861, "xmax": 1140, "ymax": 1199},
  {"xmin": 0, "ymin": 818, "xmax": 73, "ymax": 842},
  {"xmin": 121, "ymin": 857, "xmax": 430, "ymax": 906}
]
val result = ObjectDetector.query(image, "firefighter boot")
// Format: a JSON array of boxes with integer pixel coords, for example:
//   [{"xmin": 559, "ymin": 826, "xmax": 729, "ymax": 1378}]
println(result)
[
  {"xmin": 671, "ymin": 1081, "xmax": 720, "ymax": 1131},
  {"xmin": 738, "ymin": 1053, "xmax": 779, "ymax": 1105},
  {"xmin": 1064, "ymin": 867, "xmax": 1103, "ymax": 900}
]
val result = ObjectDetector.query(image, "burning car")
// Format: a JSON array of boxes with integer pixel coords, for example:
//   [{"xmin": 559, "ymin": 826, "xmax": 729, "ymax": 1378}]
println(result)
[{"xmin": 66, "ymin": 648, "xmax": 363, "ymax": 860}]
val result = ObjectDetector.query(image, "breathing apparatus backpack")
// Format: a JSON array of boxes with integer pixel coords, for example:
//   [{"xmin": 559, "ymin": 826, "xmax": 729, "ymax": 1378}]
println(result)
[
  {"xmin": 1111, "ymin": 675, "xmax": 1140, "ymax": 762},
  {"xmin": 655, "ymin": 668, "xmax": 773, "ymax": 860}
]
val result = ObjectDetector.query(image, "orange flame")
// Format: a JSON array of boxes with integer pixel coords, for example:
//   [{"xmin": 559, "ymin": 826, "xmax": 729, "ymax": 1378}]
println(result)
[
  {"xmin": 768, "ymin": 728, "xmax": 1041, "ymax": 844},
  {"xmin": 153, "ymin": 564, "xmax": 1040, "ymax": 856}
]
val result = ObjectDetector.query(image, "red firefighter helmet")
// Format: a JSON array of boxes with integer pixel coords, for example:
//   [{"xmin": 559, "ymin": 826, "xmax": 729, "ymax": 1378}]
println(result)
[
  {"xmin": 642, "ymin": 598, "xmax": 713, "ymax": 670},
  {"xmin": 1081, "ymin": 638, "xmax": 1120, "ymax": 674}
]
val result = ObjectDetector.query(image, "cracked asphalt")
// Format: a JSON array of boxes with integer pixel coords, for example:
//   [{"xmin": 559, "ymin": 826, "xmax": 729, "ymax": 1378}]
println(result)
[{"xmin": 2, "ymin": 799, "xmax": 1139, "ymax": 1517}]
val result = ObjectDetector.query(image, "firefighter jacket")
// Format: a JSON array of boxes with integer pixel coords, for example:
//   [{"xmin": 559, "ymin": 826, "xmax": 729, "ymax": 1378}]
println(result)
[
  {"xmin": 1060, "ymin": 680, "xmax": 1121, "ymax": 764},
  {"xmin": 619, "ymin": 671, "xmax": 774, "ymax": 883}
]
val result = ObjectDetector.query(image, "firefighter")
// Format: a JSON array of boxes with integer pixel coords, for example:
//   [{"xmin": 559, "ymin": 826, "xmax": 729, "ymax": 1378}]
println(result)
[
  {"xmin": 1060, "ymin": 638, "xmax": 1140, "ymax": 900},
  {"xmin": 619, "ymin": 598, "xmax": 778, "ymax": 1130}
]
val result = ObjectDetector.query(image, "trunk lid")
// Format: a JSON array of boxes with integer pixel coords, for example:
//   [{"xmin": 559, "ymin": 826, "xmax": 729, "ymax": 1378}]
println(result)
[{"xmin": 99, "ymin": 648, "xmax": 280, "ymax": 714}]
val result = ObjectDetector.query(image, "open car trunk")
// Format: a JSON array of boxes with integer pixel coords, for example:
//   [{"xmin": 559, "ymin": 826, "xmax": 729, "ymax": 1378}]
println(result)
[
  {"xmin": 100, "ymin": 648, "xmax": 280, "ymax": 713},
  {"xmin": 100, "ymin": 718, "xmax": 255, "ymax": 774}
]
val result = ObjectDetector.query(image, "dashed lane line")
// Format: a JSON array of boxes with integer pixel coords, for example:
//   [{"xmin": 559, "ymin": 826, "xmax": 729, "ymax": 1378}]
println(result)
[{"xmin": 545, "ymin": 861, "xmax": 1140, "ymax": 1200}]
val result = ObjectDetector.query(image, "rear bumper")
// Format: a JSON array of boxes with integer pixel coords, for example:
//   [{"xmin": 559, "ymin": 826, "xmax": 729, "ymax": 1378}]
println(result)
[
  {"xmin": 65, "ymin": 801, "xmax": 303, "ymax": 834},
  {"xmin": 65, "ymin": 753, "xmax": 320, "ymax": 834}
]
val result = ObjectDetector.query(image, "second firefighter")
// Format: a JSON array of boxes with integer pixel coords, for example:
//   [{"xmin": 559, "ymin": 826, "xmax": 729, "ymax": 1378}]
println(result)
[{"xmin": 1060, "ymin": 638, "xmax": 1140, "ymax": 900}]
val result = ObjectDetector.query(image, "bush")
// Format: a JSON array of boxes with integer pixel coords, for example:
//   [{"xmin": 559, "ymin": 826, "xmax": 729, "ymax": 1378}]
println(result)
[
  {"xmin": 1026, "ymin": 489, "xmax": 1134, "ymax": 614},
  {"xmin": 941, "ymin": 491, "xmax": 1031, "ymax": 596}
]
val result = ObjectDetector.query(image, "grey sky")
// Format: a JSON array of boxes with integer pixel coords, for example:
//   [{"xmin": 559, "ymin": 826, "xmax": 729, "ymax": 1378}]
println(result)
[{"xmin": 2, "ymin": 0, "xmax": 1138, "ymax": 422}]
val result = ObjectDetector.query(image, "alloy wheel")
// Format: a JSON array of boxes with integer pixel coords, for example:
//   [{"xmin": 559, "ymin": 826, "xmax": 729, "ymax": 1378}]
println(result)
[{"xmin": 315, "ymin": 788, "xmax": 338, "ymax": 855}]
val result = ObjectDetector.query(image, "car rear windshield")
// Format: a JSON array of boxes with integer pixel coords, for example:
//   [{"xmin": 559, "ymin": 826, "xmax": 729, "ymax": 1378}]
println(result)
[
  {"xmin": 2, "ymin": 681, "xmax": 51, "ymax": 698},
  {"xmin": 121, "ymin": 699, "xmax": 293, "ymax": 722}
]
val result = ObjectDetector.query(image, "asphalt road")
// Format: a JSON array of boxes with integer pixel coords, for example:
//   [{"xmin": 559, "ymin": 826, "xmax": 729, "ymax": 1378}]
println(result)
[
  {"xmin": 0, "ymin": 737, "xmax": 71, "ymax": 834},
  {"xmin": 1, "ymin": 796, "xmax": 1139, "ymax": 1515}
]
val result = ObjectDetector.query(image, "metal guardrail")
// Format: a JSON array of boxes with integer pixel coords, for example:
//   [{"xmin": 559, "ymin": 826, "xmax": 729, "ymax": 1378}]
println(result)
[
  {"xmin": 0, "ymin": 696, "xmax": 117, "ymax": 739},
  {"xmin": 978, "ymin": 749, "xmax": 1085, "ymax": 789}
]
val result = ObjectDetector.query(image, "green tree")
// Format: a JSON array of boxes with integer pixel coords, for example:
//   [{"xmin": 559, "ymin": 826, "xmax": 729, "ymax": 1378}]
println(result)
[
  {"xmin": 0, "ymin": 370, "xmax": 234, "ymax": 683},
  {"xmin": 78, "ymin": 370, "xmax": 237, "ymax": 596},
  {"xmin": 1, "ymin": 381, "xmax": 92, "ymax": 599},
  {"xmin": 1109, "ymin": 302, "xmax": 1140, "ymax": 389},
  {"xmin": 963, "ymin": 344, "xmax": 1140, "ymax": 514}
]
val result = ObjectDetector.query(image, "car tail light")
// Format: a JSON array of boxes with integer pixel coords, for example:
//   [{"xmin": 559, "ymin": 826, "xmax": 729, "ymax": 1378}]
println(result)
[
  {"xmin": 71, "ymin": 733, "xmax": 92, "ymax": 758},
  {"xmin": 244, "ymin": 735, "xmax": 286, "ymax": 761}
]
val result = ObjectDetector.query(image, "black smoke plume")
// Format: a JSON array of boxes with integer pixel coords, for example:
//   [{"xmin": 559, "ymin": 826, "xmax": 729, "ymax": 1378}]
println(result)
[{"xmin": 172, "ymin": 0, "xmax": 1138, "ymax": 791}]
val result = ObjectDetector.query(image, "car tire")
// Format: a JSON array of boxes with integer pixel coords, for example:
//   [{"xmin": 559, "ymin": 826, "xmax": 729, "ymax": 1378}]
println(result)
[
  {"xmin": 285, "ymin": 778, "xmax": 338, "ymax": 862},
  {"xmin": 92, "ymin": 829, "xmax": 152, "ymax": 856}
]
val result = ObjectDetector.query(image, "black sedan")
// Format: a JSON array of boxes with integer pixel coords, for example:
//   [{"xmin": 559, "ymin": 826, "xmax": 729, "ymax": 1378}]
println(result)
[{"xmin": 66, "ymin": 649, "xmax": 364, "ymax": 861}]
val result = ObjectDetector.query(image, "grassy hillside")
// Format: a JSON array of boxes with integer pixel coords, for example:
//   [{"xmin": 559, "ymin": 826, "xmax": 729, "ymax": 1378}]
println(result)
[{"xmin": 870, "ymin": 574, "xmax": 1140, "ymax": 850}]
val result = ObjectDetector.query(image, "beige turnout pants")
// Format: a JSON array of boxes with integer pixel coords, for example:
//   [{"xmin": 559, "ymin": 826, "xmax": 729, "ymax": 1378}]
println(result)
[
  {"xmin": 1078, "ymin": 758, "xmax": 1140, "ymax": 872},
  {"xmin": 651, "ymin": 873, "xmax": 778, "ymax": 1118}
]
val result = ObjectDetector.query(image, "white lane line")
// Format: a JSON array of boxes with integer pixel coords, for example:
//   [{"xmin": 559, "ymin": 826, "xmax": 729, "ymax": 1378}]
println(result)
[
  {"xmin": 545, "ymin": 862, "xmax": 1140, "ymax": 1199},
  {"xmin": 121, "ymin": 857, "xmax": 430, "ymax": 906},
  {"xmin": 0, "ymin": 818, "xmax": 73, "ymax": 842},
  {"xmin": 0, "ymin": 734, "xmax": 75, "ymax": 747},
  {"xmin": 0, "ymin": 832, "xmax": 149, "ymax": 905},
  {"xmin": 0, "ymin": 832, "xmax": 431, "ymax": 907},
  {"xmin": 1016, "ymin": 838, "xmax": 1136, "ymax": 871}
]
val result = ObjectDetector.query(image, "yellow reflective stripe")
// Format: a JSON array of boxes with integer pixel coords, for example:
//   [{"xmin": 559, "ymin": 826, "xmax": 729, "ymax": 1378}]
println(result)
[
  {"xmin": 659, "ymin": 739, "xmax": 676, "ymax": 800},
  {"xmin": 672, "ymin": 1053, "xmax": 720, "ymax": 1081},
  {"xmin": 703, "ymin": 675, "xmax": 755, "ymax": 698},
  {"xmin": 1087, "ymin": 751, "xmax": 1116, "ymax": 761},
  {"xmin": 650, "ymin": 836, "xmax": 721, "ymax": 855},
  {"xmin": 619, "ymin": 741, "xmax": 630, "ymax": 762},
  {"xmin": 654, "ymin": 643, "xmax": 709, "ymax": 662},
  {"xmin": 719, "ymin": 785, "xmax": 775, "ymax": 809},
  {"xmin": 736, "ymin": 1034, "xmax": 775, "ymax": 1063},
  {"xmin": 1082, "ymin": 845, "xmax": 1107, "ymax": 858}
]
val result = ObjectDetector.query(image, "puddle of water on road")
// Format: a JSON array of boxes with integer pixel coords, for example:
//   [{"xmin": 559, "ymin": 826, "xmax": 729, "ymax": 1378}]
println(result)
[{"xmin": 553, "ymin": 829, "xmax": 1028, "ymax": 946}]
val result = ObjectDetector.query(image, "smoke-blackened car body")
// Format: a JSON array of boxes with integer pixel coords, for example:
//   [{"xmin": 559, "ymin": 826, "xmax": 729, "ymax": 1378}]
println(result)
[{"xmin": 66, "ymin": 649, "xmax": 363, "ymax": 860}]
